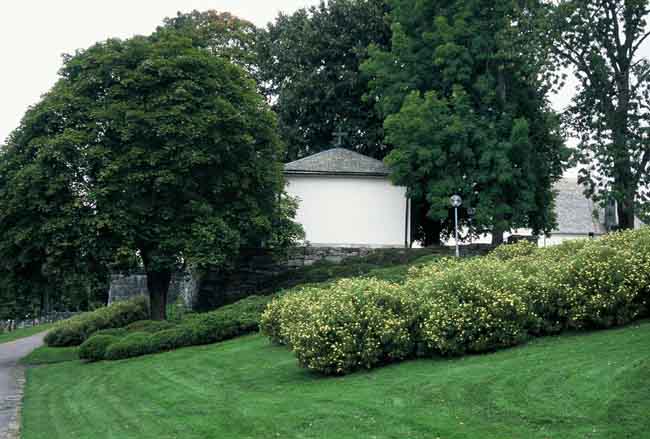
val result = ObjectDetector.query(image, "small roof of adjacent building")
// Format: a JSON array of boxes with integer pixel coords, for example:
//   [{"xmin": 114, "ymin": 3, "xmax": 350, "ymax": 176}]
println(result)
[
  {"xmin": 284, "ymin": 148, "xmax": 390, "ymax": 176},
  {"xmin": 553, "ymin": 178, "xmax": 608, "ymax": 235}
]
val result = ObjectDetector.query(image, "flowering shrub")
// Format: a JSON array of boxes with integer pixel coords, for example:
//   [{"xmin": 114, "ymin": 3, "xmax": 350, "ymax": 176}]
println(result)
[
  {"xmin": 264, "ymin": 228, "xmax": 650, "ymax": 375},
  {"xmin": 489, "ymin": 240, "xmax": 538, "ymax": 261},
  {"xmin": 408, "ymin": 258, "xmax": 532, "ymax": 355},
  {"xmin": 260, "ymin": 286, "xmax": 324, "ymax": 345},
  {"xmin": 263, "ymin": 278, "xmax": 418, "ymax": 375}
]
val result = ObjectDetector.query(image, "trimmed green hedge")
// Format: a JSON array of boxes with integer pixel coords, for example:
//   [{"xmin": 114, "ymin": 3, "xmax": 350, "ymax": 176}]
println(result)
[
  {"xmin": 104, "ymin": 332, "xmax": 152, "ymax": 360},
  {"xmin": 45, "ymin": 297, "xmax": 149, "ymax": 347},
  {"xmin": 262, "ymin": 228, "xmax": 650, "ymax": 375},
  {"xmin": 125, "ymin": 320, "xmax": 175, "ymax": 333},
  {"xmin": 79, "ymin": 335, "xmax": 119, "ymax": 362},
  {"xmin": 80, "ymin": 295, "xmax": 273, "ymax": 361}
]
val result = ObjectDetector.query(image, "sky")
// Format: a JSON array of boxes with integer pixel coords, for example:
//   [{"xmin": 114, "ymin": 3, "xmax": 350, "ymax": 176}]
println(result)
[
  {"xmin": 0, "ymin": 0, "xmax": 322, "ymax": 144},
  {"xmin": 0, "ymin": 1, "xmax": 643, "ymax": 154}
]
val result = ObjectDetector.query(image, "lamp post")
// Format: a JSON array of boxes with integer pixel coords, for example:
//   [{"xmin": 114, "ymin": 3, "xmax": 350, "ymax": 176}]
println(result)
[{"xmin": 450, "ymin": 195, "xmax": 463, "ymax": 258}]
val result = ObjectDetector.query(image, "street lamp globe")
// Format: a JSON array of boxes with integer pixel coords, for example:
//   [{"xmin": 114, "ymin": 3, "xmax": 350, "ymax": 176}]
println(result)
[{"xmin": 450, "ymin": 194, "xmax": 463, "ymax": 208}]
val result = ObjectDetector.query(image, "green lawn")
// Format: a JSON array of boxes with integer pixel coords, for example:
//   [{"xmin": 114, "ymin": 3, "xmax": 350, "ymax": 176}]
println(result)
[
  {"xmin": 20, "ymin": 346, "xmax": 79, "ymax": 366},
  {"xmin": 22, "ymin": 320, "xmax": 650, "ymax": 439},
  {"xmin": 0, "ymin": 323, "xmax": 54, "ymax": 344}
]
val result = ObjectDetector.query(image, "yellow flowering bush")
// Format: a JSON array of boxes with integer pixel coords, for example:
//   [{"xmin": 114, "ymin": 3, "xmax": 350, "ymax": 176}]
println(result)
[
  {"xmin": 263, "ymin": 228, "xmax": 650, "ymax": 375},
  {"xmin": 489, "ymin": 240, "xmax": 539, "ymax": 261},
  {"xmin": 260, "ymin": 286, "xmax": 324, "ymax": 345},
  {"xmin": 408, "ymin": 257, "xmax": 533, "ymax": 355},
  {"xmin": 264, "ymin": 278, "xmax": 418, "ymax": 375},
  {"xmin": 506, "ymin": 229, "xmax": 650, "ymax": 332}
]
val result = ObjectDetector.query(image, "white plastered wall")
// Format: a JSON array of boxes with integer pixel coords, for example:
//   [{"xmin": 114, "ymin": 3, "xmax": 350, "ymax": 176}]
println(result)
[
  {"xmin": 445, "ymin": 229, "xmax": 603, "ymax": 247},
  {"xmin": 286, "ymin": 174, "xmax": 409, "ymax": 247}
]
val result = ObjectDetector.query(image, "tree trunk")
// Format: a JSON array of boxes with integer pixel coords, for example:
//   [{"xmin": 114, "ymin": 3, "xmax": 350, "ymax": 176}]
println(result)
[
  {"xmin": 617, "ymin": 194, "xmax": 636, "ymax": 230},
  {"xmin": 40, "ymin": 290, "xmax": 50, "ymax": 316},
  {"xmin": 422, "ymin": 217, "xmax": 443, "ymax": 247},
  {"xmin": 492, "ymin": 227, "xmax": 505, "ymax": 246},
  {"xmin": 146, "ymin": 270, "xmax": 172, "ymax": 321}
]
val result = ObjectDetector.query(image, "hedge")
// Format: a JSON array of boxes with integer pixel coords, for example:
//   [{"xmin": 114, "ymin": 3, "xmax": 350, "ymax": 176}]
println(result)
[
  {"xmin": 264, "ymin": 279, "xmax": 418, "ymax": 375},
  {"xmin": 79, "ymin": 335, "xmax": 120, "ymax": 362},
  {"xmin": 80, "ymin": 295, "xmax": 273, "ymax": 361},
  {"xmin": 45, "ymin": 297, "xmax": 149, "ymax": 347},
  {"xmin": 262, "ymin": 228, "xmax": 650, "ymax": 375}
]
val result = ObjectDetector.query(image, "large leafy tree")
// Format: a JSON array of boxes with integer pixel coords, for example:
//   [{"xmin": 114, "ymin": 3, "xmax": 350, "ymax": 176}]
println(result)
[
  {"xmin": 257, "ymin": 0, "xmax": 391, "ymax": 161},
  {"xmin": 0, "ymin": 88, "xmax": 106, "ymax": 319},
  {"xmin": 545, "ymin": 0, "xmax": 650, "ymax": 228},
  {"xmin": 158, "ymin": 10, "xmax": 260, "ymax": 81},
  {"xmin": 363, "ymin": 0, "xmax": 568, "ymax": 245},
  {"xmin": 3, "ymin": 32, "xmax": 299, "ymax": 320}
]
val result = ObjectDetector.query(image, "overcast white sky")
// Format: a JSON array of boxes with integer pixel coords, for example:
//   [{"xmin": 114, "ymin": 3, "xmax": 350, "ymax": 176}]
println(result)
[
  {"xmin": 0, "ymin": 1, "xmax": 636, "ymax": 150},
  {"xmin": 0, "ymin": 0, "xmax": 323, "ymax": 144}
]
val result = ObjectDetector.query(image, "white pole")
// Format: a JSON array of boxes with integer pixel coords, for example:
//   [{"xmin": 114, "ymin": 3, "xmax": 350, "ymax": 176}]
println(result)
[{"xmin": 455, "ymin": 206, "xmax": 460, "ymax": 258}]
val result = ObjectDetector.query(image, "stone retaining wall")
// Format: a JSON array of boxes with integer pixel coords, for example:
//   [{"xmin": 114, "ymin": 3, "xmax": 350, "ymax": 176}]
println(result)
[
  {"xmin": 108, "ymin": 271, "xmax": 198, "ymax": 308},
  {"xmin": 108, "ymin": 245, "xmax": 494, "ymax": 311}
]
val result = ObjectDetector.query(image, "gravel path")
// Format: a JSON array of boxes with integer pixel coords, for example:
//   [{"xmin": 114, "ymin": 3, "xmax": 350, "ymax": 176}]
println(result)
[{"xmin": 0, "ymin": 333, "xmax": 47, "ymax": 439}]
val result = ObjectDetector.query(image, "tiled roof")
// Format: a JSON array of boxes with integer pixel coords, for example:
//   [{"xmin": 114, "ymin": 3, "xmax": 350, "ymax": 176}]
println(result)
[
  {"xmin": 284, "ymin": 148, "xmax": 390, "ymax": 176},
  {"xmin": 553, "ymin": 178, "xmax": 608, "ymax": 235}
]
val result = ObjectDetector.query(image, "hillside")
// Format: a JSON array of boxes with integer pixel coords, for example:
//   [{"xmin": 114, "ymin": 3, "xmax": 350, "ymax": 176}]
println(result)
[{"xmin": 22, "ymin": 320, "xmax": 650, "ymax": 438}]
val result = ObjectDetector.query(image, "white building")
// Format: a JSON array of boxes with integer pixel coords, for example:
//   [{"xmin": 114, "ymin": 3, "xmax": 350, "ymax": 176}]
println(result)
[
  {"xmin": 453, "ymin": 177, "xmax": 644, "ymax": 247},
  {"xmin": 284, "ymin": 148, "xmax": 411, "ymax": 248}
]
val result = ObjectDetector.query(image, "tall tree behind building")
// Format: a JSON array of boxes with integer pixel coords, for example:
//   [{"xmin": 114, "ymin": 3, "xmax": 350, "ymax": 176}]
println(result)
[
  {"xmin": 257, "ymin": 0, "xmax": 391, "ymax": 161},
  {"xmin": 362, "ymin": 0, "xmax": 568, "ymax": 245}
]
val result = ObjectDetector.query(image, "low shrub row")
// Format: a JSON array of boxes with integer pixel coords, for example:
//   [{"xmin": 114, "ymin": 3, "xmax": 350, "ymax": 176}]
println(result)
[
  {"xmin": 79, "ymin": 295, "xmax": 272, "ymax": 361},
  {"xmin": 45, "ymin": 297, "xmax": 149, "ymax": 347},
  {"xmin": 261, "ymin": 228, "xmax": 650, "ymax": 375},
  {"xmin": 262, "ymin": 279, "xmax": 417, "ymax": 374},
  {"xmin": 71, "ymin": 250, "xmax": 442, "ymax": 359}
]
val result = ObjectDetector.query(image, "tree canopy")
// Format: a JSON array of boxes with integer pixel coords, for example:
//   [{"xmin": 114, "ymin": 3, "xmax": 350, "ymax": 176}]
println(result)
[
  {"xmin": 257, "ymin": 0, "xmax": 391, "ymax": 161},
  {"xmin": 157, "ymin": 10, "xmax": 260, "ymax": 82},
  {"xmin": 0, "ymin": 85, "xmax": 106, "ymax": 319},
  {"xmin": 0, "ymin": 31, "xmax": 301, "ymax": 320},
  {"xmin": 363, "ymin": 0, "xmax": 568, "ymax": 244}
]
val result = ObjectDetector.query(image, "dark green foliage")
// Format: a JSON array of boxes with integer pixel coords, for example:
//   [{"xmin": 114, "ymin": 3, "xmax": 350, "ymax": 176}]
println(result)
[
  {"xmin": 184, "ymin": 295, "xmax": 268, "ymax": 343},
  {"xmin": 2, "ymin": 25, "xmax": 300, "ymax": 321},
  {"xmin": 125, "ymin": 320, "xmax": 175, "ymax": 333},
  {"xmin": 158, "ymin": 10, "xmax": 260, "ymax": 80},
  {"xmin": 147, "ymin": 327, "xmax": 196, "ymax": 352},
  {"xmin": 89, "ymin": 295, "xmax": 273, "ymax": 361},
  {"xmin": 44, "ymin": 298, "xmax": 148, "ymax": 347},
  {"xmin": 79, "ymin": 335, "xmax": 119, "ymax": 362},
  {"xmin": 257, "ymin": 0, "xmax": 391, "ymax": 160},
  {"xmin": 104, "ymin": 333, "xmax": 153, "ymax": 361},
  {"xmin": 91, "ymin": 328, "xmax": 129, "ymax": 338},
  {"xmin": 362, "ymin": 0, "xmax": 569, "ymax": 244},
  {"xmin": 0, "ymin": 93, "xmax": 108, "ymax": 318}
]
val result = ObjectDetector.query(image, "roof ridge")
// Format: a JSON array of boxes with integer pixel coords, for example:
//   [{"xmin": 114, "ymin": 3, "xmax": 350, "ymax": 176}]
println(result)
[{"xmin": 284, "ymin": 148, "xmax": 389, "ymax": 176}]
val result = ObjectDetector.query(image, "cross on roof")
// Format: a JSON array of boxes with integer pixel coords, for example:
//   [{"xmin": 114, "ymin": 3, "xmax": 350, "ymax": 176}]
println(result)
[{"xmin": 332, "ymin": 128, "xmax": 348, "ymax": 147}]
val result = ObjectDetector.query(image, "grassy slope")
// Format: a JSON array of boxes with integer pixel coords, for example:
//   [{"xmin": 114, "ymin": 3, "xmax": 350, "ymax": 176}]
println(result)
[
  {"xmin": 21, "ymin": 346, "xmax": 79, "ymax": 366},
  {"xmin": 0, "ymin": 323, "xmax": 55, "ymax": 344},
  {"xmin": 22, "ymin": 320, "xmax": 650, "ymax": 439}
]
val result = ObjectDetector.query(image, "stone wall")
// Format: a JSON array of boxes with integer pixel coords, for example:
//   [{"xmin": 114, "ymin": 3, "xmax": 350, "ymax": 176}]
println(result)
[
  {"xmin": 108, "ymin": 245, "xmax": 495, "ymax": 311},
  {"xmin": 108, "ymin": 271, "xmax": 199, "ymax": 308}
]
